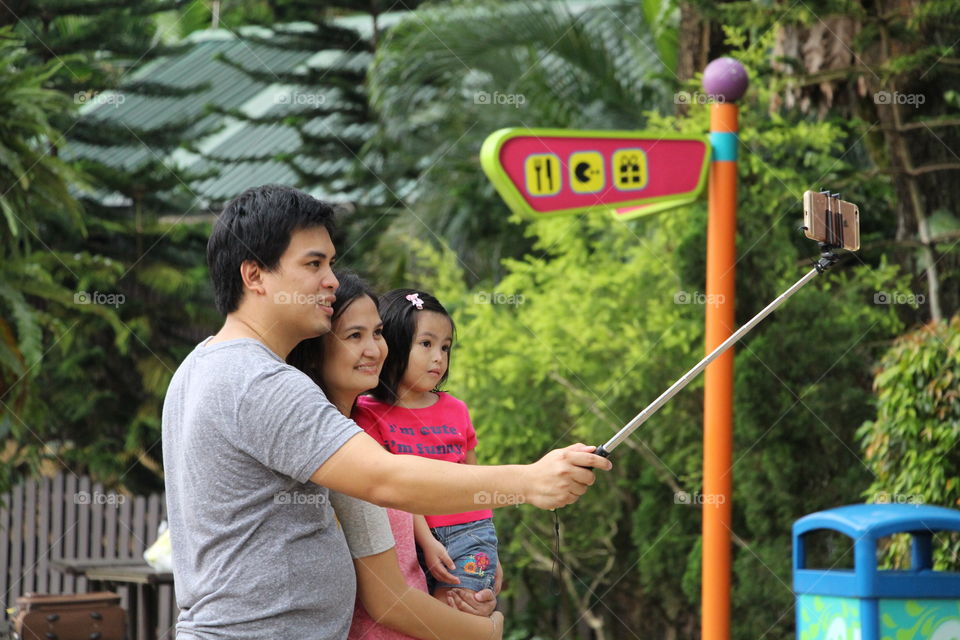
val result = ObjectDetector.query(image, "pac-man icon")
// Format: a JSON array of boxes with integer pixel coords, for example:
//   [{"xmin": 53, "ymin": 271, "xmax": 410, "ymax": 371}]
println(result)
[{"xmin": 568, "ymin": 151, "xmax": 604, "ymax": 194}]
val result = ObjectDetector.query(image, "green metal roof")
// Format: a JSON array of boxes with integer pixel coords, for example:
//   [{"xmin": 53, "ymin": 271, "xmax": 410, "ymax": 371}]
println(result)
[
  {"xmin": 66, "ymin": 1, "xmax": 653, "ymax": 211},
  {"xmin": 66, "ymin": 20, "xmax": 389, "ymax": 209}
]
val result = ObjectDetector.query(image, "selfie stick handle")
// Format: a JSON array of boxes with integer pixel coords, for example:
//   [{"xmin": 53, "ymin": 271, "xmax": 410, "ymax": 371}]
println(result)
[{"xmin": 595, "ymin": 249, "xmax": 838, "ymax": 458}]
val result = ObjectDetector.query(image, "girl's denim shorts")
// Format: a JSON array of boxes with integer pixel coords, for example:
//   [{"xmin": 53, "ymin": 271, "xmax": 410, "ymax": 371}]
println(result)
[{"xmin": 420, "ymin": 518, "xmax": 498, "ymax": 592}]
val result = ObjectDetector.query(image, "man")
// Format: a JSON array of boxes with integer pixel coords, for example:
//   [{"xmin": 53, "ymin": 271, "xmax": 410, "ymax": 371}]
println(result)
[{"xmin": 162, "ymin": 184, "xmax": 611, "ymax": 638}]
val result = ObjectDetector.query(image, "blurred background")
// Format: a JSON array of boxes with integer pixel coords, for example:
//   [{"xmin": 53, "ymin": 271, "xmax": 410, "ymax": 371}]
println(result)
[{"xmin": 0, "ymin": 1, "xmax": 958, "ymax": 638}]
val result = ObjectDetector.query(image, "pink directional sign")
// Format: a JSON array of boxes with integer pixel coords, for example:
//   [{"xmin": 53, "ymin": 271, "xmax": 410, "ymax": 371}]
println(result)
[{"xmin": 480, "ymin": 128, "xmax": 710, "ymax": 218}]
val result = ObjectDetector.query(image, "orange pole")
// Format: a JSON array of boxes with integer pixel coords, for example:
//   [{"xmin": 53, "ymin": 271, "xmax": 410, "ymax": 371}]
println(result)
[{"xmin": 702, "ymin": 101, "xmax": 738, "ymax": 640}]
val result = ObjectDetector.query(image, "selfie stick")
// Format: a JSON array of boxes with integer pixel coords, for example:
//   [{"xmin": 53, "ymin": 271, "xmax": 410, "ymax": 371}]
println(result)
[{"xmin": 595, "ymin": 244, "xmax": 840, "ymax": 458}]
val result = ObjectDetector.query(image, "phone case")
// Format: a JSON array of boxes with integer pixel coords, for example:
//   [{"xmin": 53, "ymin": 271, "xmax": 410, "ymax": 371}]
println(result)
[{"xmin": 803, "ymin": 191, "xmax": 860, "ymax": 251}]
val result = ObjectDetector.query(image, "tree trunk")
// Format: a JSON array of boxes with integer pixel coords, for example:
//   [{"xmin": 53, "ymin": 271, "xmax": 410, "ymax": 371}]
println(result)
[
  {"xmin": 873, "ymin": 15, "xmax": 944, "ymax": 323},
  {"xmin": 677, "ymin": 2, "xmax": 708, "ymax": 83}
]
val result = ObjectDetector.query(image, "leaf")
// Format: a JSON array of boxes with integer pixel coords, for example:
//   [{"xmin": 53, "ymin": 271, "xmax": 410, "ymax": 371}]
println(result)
[{"xmin": 0, "ymin": 280, "xmax": 43, "ymax": 367}]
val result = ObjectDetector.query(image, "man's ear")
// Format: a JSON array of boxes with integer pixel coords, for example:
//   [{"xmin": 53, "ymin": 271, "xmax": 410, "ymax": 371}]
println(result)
[{"xmin": 239, "ymin": 259, "xmax": 267, "ymax": 297}]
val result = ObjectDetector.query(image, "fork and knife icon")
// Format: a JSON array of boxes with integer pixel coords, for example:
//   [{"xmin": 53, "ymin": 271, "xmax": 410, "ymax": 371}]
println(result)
[{"xmin": 533, "ymin": 157, "xmax": 553, "ymax": 193}]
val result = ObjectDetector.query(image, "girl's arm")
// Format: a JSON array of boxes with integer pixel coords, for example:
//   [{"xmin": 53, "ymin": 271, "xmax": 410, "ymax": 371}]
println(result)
[
  {"xmin": 355, "ymin": 547, "xmax": 503, "ymax": 640},
  {"xmin": 413, "ymin": 515, "xmax": 460, "ymax": 585}
]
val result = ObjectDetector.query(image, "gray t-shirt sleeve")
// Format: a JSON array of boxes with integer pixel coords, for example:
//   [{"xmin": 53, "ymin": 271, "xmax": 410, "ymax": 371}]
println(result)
[
  {"xmin": 230, "ymin": 366, "xmax": 363, "ymax": 483},
  {"xmin": 329, "ymin": 492, "xmax": 395, "ymax": 558}
]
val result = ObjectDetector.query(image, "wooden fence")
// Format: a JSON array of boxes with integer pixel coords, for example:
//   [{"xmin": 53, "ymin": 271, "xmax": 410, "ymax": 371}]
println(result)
[{"xmin": 0, "ymin": 473, "xmax": 178, "ymax": 638}]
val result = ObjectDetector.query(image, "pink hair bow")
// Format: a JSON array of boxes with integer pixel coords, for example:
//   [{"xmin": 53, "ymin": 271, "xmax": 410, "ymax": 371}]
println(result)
[{"xmin": 405, "ymin": 293, "xmax": 424, "ymax": 309}]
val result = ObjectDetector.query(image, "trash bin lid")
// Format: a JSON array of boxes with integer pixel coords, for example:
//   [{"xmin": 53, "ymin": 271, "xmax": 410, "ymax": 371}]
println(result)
[{"xmin": 793, "ymin": 503, "xmax": 960, "ymax": 540}]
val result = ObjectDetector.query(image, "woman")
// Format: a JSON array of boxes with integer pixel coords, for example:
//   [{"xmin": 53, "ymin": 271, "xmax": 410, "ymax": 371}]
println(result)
[{"xmin": 287, "ymin": 270, "xmax": 502, "ymax": 640}]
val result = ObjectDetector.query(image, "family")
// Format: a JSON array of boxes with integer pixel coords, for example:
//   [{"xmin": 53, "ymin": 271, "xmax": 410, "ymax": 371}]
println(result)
[{"xmin": 161, "ymin": 184, "xmax": 613, "ymax": 639}]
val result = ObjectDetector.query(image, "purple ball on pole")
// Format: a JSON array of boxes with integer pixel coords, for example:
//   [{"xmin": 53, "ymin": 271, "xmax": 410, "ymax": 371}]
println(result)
[{"xmin": 702, "ymin": 57, "xmax": 749, "ymax": 102}]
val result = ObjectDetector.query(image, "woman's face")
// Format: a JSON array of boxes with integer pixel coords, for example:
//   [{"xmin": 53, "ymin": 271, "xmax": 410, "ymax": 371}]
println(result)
[{"xmin": 321, "ymin": 295, "xmax": 388, "ymax": 399}]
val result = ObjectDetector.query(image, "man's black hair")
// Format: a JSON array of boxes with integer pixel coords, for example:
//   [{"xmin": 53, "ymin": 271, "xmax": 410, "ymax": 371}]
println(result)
[{"xmin": 207, "ymin": 184, "xmax": 337, "ymax": 316}]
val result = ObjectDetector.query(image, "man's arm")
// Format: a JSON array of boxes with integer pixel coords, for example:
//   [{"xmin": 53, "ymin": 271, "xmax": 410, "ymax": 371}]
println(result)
[{"xmin": 311, "ymin": 432, "xmax": 612, "ymax": 513}]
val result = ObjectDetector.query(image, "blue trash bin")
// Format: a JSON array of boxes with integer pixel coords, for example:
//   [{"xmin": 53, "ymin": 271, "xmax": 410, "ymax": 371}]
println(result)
[{"xmin": 793, "ymin": 504, "xmax": 960, "ymax": 640}]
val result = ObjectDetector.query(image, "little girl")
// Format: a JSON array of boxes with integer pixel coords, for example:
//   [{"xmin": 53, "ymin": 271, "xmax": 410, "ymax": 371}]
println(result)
[{"xmin": 354, "ymin": 288, "xmax": 500, "ymax": 602}]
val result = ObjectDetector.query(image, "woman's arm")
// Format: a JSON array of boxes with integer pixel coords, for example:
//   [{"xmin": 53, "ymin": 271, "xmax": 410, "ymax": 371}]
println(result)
[{"xmin": 355, "ymin": 548, "xmax": 503, "ymax": 640}]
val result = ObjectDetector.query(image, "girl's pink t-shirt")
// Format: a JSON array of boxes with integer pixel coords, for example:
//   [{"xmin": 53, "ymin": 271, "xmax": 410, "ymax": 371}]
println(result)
[
  {"xmin": 347, "ymin": 508, "xmax": 427, "ymax": 640},
  {"xmin": 354, "ymin": 393, "xmax": 494, "ymax": 527}
]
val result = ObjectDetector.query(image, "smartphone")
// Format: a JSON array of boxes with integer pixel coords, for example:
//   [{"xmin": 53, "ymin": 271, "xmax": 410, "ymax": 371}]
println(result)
[{"xmin": 803, "ymin": 191, "xmax": 860, "ymax": 251}]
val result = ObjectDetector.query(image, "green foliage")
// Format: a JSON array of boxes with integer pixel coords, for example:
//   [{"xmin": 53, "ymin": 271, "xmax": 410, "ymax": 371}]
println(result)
[
  {"xmin": 10, "ymin": 1, "xmax": 186, "ymax": 96},
  {"xmin": 366, "ymin": 0, "xmax": 674, "ymax": 284},
  {"xmin": 0, "ymin": 5, "xmax": 217, "ymax": 494},
  {"xmin": 858, "ymin": 315, "xmax": 960, "ymax": 570},
  {"xmin": 368, "ymin": 3, "xmax": 928, "ymax": 637},
  {"xmin": 1, "ymin": 1, "xmax": 954, "ymax": 637},
  {"xmin": 0, "ymin": 28, "xmax": 105, "ymax": 464},
  {"xmin": 0, "ymin": 28, "xmax": 84, "ymax": 253},
  {"xmin": 431, "ymin": 77, "xmax": 907, "ymax": 636}
]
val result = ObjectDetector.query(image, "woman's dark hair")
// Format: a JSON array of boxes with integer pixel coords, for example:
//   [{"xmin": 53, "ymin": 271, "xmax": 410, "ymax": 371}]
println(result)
[
  {"xmin": 207, "ymin": 184, "xmax": 337, "ymax": 316},
  {"xmin": 286, "ymin": 270, "xmax": 378, "ymax": 395},
  {"xmin": 372, "ymin": 289, "xmax": 455, "ymax": 404}
]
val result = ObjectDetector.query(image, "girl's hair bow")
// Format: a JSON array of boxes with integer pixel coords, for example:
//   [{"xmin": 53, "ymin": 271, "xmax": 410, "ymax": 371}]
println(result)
[{"xmin": 405, "ymin": 293, "xmax": 424, "ymax": 310}]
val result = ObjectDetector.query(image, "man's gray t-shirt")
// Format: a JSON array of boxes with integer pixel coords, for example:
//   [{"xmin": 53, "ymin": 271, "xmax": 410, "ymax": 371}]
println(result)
[{"xmin": 162, "ymin": 338, "xmax": 390, "ymax": 639}]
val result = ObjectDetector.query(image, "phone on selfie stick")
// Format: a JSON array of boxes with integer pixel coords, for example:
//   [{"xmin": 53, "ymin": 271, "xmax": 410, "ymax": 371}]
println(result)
[{"xmin": 594, "ymin": 190, "xmax": 861, "ymax": 458}]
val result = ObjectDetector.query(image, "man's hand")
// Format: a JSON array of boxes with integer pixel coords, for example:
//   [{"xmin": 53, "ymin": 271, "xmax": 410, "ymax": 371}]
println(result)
[
  {"xmin": 523, "ymin": 443, "xmax": 613, "ymax": 510},
  {"xmin": 420, "ymin": 536, "xmax": 460, "ymax": 585}
]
